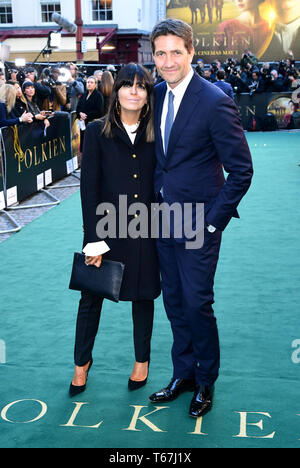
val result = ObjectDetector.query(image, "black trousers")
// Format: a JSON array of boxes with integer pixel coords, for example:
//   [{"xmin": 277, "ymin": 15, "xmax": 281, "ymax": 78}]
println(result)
[{"xmin": 74, "ymin": 292, "xmax": 154, "ymax": 367}]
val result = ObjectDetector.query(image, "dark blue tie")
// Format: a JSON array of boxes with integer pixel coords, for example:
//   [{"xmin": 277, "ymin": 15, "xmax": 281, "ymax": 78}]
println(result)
[{"xmin": 164, "ymin": 90, "xmax": 174, "ymax": 154}]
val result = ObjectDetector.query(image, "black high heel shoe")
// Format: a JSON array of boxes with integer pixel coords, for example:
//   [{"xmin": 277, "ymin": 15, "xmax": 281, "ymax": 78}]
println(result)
[
  {"xmin": 69, "ymin": 358, "xmax": 93, "ymax": 397},
  {"xmin": 128, "ymin": 360, "xmax": 150, "ymax": 391}
]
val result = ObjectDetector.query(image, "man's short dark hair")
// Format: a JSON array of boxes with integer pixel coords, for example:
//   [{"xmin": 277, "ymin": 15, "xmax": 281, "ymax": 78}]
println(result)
[
  {"xmin": 150, "ymin": 19, "xmax": 194, "ymax": 54},
  {"xmin": 216, "ymin": 70, "xmax": 226, "ymax": 80}
]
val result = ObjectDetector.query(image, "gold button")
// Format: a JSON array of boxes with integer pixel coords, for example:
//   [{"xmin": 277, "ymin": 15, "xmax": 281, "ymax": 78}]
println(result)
[
  {"xmin": 132, "ymin": 154, "xmax": 137, "ymax": 159},
  {"xmin": 134, "ymin": 214, "xmax": 138, "ymax": 218},
  {"xmin": 133, "ymin": 174, "xmax": 138, "ymax": 179},
  {"xmin": 105, "ymin": 209, "xmax": 110, "ymax": 214},
  {"xmin": 134, "ymin": 194, "xmax": 139, "ymax": 199}
]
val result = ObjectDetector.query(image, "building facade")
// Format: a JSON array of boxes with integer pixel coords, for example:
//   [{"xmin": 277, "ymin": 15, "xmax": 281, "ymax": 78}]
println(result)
[{"xmin": 0, "ymin": 0, "xmax": 166, "ymax": 64}]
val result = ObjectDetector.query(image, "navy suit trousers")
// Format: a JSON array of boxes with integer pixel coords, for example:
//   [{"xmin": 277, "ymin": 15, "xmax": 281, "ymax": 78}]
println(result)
[{"xmin": 156, "ymin": 228, "xmax": 222, "ymax": 386}]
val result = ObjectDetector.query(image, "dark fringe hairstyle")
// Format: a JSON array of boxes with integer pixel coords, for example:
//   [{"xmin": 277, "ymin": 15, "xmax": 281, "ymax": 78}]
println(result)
[{"xmin": 102, "ymin": 63, "xmax": 154, "ymax": 143}]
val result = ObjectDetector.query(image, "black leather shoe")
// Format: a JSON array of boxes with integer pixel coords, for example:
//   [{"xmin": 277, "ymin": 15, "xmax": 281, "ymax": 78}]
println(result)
[
  {"xmin": 69, "ymin": 359, "xmax": 93, "ymax": 397},
  {"xmin": 149, "ymin": 378, "xmax": 196, "ymax": 403},
  {"xmin": 189, "ymin": 385, "xmax": 214, "ymax": 418}
]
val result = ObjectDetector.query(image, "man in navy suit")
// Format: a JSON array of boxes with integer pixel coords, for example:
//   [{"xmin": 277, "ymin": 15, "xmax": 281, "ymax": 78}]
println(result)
[
  {"xmin": 148, "ymin": 19, "xmax": 253, "ymax": 418},
  {"xmin": 214, "ymin": 69, "xmax": 235, "ymax": 100}
]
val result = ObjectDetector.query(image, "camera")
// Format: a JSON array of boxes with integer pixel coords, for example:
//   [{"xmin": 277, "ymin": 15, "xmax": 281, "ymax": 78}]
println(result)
[
  {"xmin": 211, "ymin": 62, "xmax": 218, "ymax": 72},
  {"xmin": 287, "ymin": 69, "xmax": 297, "ymax": 78},
  {"xmin": 41, "ymin": 68, "xmax": 57, "ymax": 87},
  {"xmin": 249, "ymin": 81, "xmax": 258, "ymax": 96},
  {"xmin": 261, "ymin": 68, "xmax": 271, "ymax": 82}
]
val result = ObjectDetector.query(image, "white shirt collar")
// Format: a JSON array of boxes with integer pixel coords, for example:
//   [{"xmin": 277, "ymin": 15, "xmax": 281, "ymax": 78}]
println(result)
[
  {"xmin": 166, "ymin": 67, "xmax": 194, "ymax": 101},
  {"xmin": 275, "ymin": 16, "xmax": 300, "ymax": 33}
]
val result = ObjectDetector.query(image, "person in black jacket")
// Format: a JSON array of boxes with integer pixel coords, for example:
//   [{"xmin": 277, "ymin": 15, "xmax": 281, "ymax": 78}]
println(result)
[
  {"xmin": 24, "ymin": 66, "xmax": 51, "ymax": 110},
  {"xmin": 69, "ymin": 64, "xmax": 161, "ymax": 397},
  {"xmin": 214, "ymin": 69, "xmax": 235, "ymax": 99},
  {"xmin": 0, "ymin": 84, "xmax": 33, "ymax": 127},
  {"xmin": 22, "ymin": 81, "xmax": 50, "ymax": 129},
  {"xmin": 76, "ymin": 75, "xmax": 104, "ymax": 151}
]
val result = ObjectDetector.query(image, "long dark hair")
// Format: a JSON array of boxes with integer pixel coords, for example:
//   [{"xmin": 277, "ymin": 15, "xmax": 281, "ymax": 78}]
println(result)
[{"xmin": 102, "ymin": 63, "xmax": 154, "ymax": 143}]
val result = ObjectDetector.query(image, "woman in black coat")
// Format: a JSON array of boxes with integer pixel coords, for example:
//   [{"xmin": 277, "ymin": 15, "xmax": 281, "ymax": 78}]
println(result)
[
  {"xmin": 70, "ymin": 64, "xmax": 161, "ymax": 397},
  {"xmin": 76, "ymin": 75, "xmax": 104, "ymax": 151}
]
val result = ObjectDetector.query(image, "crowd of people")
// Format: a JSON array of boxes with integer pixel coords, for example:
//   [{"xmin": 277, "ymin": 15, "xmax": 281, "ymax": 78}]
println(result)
[
  {"xmin": 194, "ymin": 50, "xmax": 300, "ymax": 95},
  {"xmin": 0, "ymin": 51, "xmax": 300, "ymax": 134},
  {"xmin": 0, "ymin": 63, "xmax": 116, "ymax": 137},
  {"xmin": 192, "ymin": 49, "xmax": 300, "ymax": 129}
]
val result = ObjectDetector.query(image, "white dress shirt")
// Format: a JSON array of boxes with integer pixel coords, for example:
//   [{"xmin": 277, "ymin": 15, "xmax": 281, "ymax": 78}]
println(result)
[
  {"xmin": 160, "ymin": 67, "xmax": 194, "ymax": 153},
  {"xmin": 160, "ymin": 67, "xmax": 216, "ymax": 233}
]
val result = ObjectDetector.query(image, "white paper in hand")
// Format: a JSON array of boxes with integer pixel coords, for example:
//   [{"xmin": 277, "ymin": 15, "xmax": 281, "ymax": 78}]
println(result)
[
  {"xmin": 78, "ymin": 120, "xmax": 86, "ymax": 131},
  {"xmin": 83, "ymin": 241, "xmax": 110, "ymax": 256}
]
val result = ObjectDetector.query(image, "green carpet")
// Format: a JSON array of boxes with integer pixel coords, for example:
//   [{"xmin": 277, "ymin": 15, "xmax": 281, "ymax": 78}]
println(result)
[{"xmin": 0, "ymin": 131, "xmax": 300, "ymax": 448}]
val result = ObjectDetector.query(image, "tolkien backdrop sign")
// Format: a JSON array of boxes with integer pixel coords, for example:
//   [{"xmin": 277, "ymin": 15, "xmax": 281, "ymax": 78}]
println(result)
[
  {"xmin": 234, "ymin": 91, "xmax": 296, "ymax": 130},
  {"xmin": 0, "ymin": 112, "xmax": 73, "ymax": 206}
]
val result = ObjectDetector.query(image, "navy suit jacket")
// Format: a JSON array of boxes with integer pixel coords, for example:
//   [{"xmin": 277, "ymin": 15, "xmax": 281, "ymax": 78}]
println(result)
[
  {"xmin": 213, "ymin": 80, "xmax": 235, "ymax": 100},
  {"xmin": 154, "ymin": 71, "xmax": 253, "ymax": 232}
]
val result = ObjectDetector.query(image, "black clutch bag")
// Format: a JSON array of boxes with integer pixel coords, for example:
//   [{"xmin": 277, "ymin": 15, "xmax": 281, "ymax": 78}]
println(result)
[{"xmin": 69, "ymin": 252, "xmax": 125, "ymax": 302}]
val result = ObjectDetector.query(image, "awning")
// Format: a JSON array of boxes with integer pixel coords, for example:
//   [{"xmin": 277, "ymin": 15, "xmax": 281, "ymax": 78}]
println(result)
[{"xmin": 0, "ymin": 27, "xmax": 116, "ymax": 63}]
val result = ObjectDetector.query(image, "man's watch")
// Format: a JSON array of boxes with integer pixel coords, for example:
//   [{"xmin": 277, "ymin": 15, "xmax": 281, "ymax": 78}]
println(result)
[{"xmin": 207, "ymin": 225, "xmax": 217, "ymax": 233}]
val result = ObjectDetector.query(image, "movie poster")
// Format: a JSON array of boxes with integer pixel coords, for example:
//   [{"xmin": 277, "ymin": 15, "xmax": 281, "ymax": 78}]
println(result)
[{"xmin": 166, "ymin": 0, "xmax": 300, "ymax": 62}]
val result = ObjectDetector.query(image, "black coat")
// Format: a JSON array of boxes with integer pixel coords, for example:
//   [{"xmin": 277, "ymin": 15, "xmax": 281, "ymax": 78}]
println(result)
[
  {"xmin": 76, "ymin": 89, "xmax": 104, "ymax": 124},
  {"xmin": 80, "ymin": 118, "xmax": 161, "ymax": 302}
]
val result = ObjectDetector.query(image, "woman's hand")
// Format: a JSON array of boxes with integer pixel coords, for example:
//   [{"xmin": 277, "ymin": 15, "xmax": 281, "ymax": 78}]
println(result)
[
  {"xmin": 20, "ymin": 111, "xmax": 33, "ymax": 123},
  {"xmin": 35, "ymin": 113, "xmax": 46, "ymax": 121},
  {"xmin": 85, "ymin": 255, "xmax": 102, "ymax": 268},
  {"xmin": 44, "ymin": 118, "xmax": 50, "ymax": 128}
]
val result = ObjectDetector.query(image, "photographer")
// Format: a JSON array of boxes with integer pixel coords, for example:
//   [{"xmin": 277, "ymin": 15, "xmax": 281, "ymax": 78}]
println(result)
[
  {"xmin": 245, "ymin": 70, "xmax": 265, "ymax": 96},
  {"xmin": 260, "ymin": 62, "xmax": 273, "ymax": 91},
  {"xmin": 283, "ymin": 67, "xmax": 300, "ymax": 91},
  {"xmin": 279, "ymin": 52, "xmax": 296, "ymax": 78},
  {"xmin": 38, "ymin": 67, "xmax": 67, "ymax": 112},
  {"xmin": 25, "ymin": 66, "xmax": 51, "ymax": 110},
  {"xmin": 226, "ymin": 64, "xmax": 249, "ymax": 94},
  {"xmin": 240, "ymin": 50, "xmax": 258, "ymax": 70},
  {"xmin": 203, "ymin": 68, "xmax": 216, "ymax": 83},
  {"xmin": 269, "ymin": 70, "xmax": 285, "ymax": 92},
  {"xmin": 65, "ymin": 63, "xmax": 85, "ymax": 112},
  {"xmin": 195, "ymin": 58, "xmax": 205, "ymax": 78}
]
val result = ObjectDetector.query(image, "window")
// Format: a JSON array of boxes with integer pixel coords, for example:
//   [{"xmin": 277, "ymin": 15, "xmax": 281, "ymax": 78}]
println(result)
[
  {"xmin": 92, "ymin": 0, "xmax": 113, "ymax": 22},
  {"xmin": 0, "ymin": 0, "xmax": 13, "ymax": 24},
  {"xmin": 41, "ymin": 1, "xmax": 61, "ymax": 23}
]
